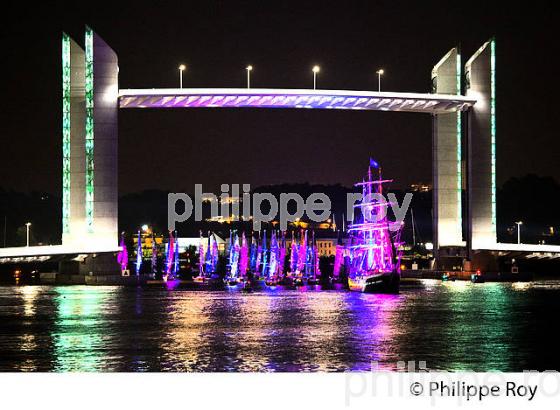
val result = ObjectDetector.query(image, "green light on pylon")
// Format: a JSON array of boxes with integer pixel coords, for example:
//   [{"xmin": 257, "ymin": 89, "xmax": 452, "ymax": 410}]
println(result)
[
  {"xmin": 456, "ymin": 49, "xmax": 462, "ymax": 237},
  {"xmin": 85, "ymin": 27, "xmax": 94, "ymax": 233},
  {"xmin": 490, "ymin": 39, "xmax": 496, "ymax": 228},
  {"xmin": 62, "ymin": 33, "xmax": 71, "ymax": 235}
]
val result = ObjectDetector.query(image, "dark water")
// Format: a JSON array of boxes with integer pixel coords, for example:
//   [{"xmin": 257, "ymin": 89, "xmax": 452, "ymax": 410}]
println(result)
[{"xmin": 1, "ymin": 280, "xmax": 559, "ymax": 372}]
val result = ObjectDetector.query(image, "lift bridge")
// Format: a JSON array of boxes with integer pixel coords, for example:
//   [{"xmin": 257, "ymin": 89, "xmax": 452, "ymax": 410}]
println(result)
[{"xmin": 1, "ymin": 27, "xmax": 559, "ymax": 280}]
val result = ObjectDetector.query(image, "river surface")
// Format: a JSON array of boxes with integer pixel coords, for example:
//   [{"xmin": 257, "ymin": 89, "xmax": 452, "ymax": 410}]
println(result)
[{"xmin": 1, "ymin": 280, "xmax": 559, "ymax": 372}]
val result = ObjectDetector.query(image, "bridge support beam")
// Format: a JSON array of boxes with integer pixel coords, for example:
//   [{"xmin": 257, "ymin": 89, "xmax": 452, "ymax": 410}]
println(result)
[
  {"xmin": 465, "ymin": 39, "xmax": 497, "ymax": 250},
  {"xmin": 86, "ymin": 26, "xmax": 119, "ymax": 250},
  {"xmin": 62, "ymin": 33, "xmax": 86, "ymax": 246},
  {"xmin": 431, "ymin": 47, "xmax": 464, "ymax": 257},
  {"xmin": 61, "ymin": 28, "xmax": 119, "ymax": 276}
]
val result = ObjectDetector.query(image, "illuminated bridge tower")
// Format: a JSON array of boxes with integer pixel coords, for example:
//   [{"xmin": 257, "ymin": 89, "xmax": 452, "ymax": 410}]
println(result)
[
  {"xmin": 431, "ymin": 47, "xmax": 464, "ymax": 259},
  {"xmin": 465, "ymin": 39, "xmax": 497, "ymax": 251},
  {"xmin": 61, "ymin": 33, "xmax": 85, "ymax": 246},
  {"xmin": 432, "ymin": 39, "xmax": 498, "ymax": 270},
  {"xmin": 61, "ymin": 27, "xmax": 119, "ymax": 251}
]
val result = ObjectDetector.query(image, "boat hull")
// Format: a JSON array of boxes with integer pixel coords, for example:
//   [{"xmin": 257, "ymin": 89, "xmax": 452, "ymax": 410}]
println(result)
[{"xmin": 348, "ymin": 271, "xmax": 400, "ymax": 294}]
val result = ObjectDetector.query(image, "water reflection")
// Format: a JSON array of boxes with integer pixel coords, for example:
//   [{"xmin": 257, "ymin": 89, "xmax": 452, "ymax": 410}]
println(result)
[
  {"xmin": 146, "ymin": 290, "xmax": 405, "ymax": 372},
  {"xmin": 1, "ymin": 281, "xmax": 559, "ymax": 372},
  {"xmin": 349, "ymin": 293, "xmax": 404, "ymax": 370},
  {"xmin": 20, "ymin": 286, "xmax": 40, "ymax": 317},
  {"xmin": 158, "ymin": 292, "xmax": 213, "ymax": 371},
  {"xmin": 52, "ymin": 286, "xmax": 119, "ymax": 372},
  {"xmin": 287, "ymin": 292, "xmax": 350, "ymax": 372},
  {"xmin": 13, "ymin": 287, "xmax": 42, "ymax": 371},
  {"xmin": 392, "ymin": 280, "xmax": 539, "ymax": 371},
  {"xmin": 440, "ymin": 282, "xmax": 513, "ymax": 371}
]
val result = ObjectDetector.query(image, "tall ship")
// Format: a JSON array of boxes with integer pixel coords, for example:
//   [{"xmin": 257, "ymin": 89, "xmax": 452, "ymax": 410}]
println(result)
[{"xmin": 346, "ymin": 159, "xmax": 403, "ymax": 293}]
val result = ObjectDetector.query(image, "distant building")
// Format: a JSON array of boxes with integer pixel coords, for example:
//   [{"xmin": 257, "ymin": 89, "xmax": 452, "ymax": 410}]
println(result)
[
  {"xmin": 410, "ymin": 182, "xmax": 432, "ymax": 192},
  {"xmin": 134, "ymin": 234, "xmax": 226, "ymax": 255},
  {"xmin": 180, "ymin": 235, "xmax": 226, "ymax": 253},
  {"xmin": 316, "ymin": 238, "xmax": 338, "ymax": 256}
]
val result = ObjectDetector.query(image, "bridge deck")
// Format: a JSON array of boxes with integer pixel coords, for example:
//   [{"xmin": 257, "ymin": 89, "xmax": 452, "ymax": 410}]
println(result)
[
  {"xmin": 474, "ymin": 243, "xmax": 560, "ymax": 254},
  {"xmin": 119, "ymin": 88, "xmax": 476, "ymax": 114},
  {"xmin": 0, "ymin": 245, "xmax": 121, "ymax": 259}
]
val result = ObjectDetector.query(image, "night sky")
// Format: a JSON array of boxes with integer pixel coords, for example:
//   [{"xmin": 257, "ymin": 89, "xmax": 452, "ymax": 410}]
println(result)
[{"xmin": 0, "ymin": 0, "xmax": 555, "ymax": 195}]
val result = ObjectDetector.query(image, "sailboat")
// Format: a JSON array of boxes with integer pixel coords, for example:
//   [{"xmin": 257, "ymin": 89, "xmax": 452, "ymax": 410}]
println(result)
[
  {"xmin": 278, "ymin": 231, "xmax": 286, "ymax": 282},
  {"xmin": 306, "ymin": 230, "xmax": 320, "ymax": 286},
  {"xmin": 239, "ymin": 232, "xmax": 249, "ymax": 281},
  {"xmin": 293, "ymin": 230, "xmax": 308, "ymax": 286},
  {"xmin": 225, "ymin": 231, "xmax": 241, "ymax": 286},
  {"xmin": 164, "ymin": 230, "xmax": 177, "ymax": 281},
  {"xmin": 265, "ymin": 230, "xmax": 279, "ymax": 287},
  {"xmin": 150, "ymin": 233, "xmax": 158, "ymax": 278},
  {"xmin": 117, "ymin": 232, "xmax": 129, "ymax": 276},
  {"xmin": 346, "ymin": 159, "xmax": 403, "ymax": 294},
  {"xmin": 135, "ymin": 230, "xmax": 143, "ymax": 276}
]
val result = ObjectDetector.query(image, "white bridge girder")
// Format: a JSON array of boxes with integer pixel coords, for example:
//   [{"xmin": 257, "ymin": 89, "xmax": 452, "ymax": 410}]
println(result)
[{"xmin": 118, "ymin": 88, "xmax": 475, "ymax": 114}]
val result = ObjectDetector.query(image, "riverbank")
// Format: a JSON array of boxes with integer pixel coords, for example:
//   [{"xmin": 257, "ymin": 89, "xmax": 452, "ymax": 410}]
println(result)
[{"xmin": 2, "ymin": 269, "xmax": 536, "ymax": 286}]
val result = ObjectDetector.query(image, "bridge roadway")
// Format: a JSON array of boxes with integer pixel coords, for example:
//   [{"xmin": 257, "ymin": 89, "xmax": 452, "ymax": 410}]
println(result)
[
  {"xmin": 0, "ymin": 244, "xmax": 121, "ymax": 262},
  {"xmin": 118, "ymin": 88, "xmax": 476, "ymax": 113}
]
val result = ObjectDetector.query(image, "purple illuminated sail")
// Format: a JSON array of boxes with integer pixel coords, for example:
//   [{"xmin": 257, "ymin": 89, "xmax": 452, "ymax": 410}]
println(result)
[
  {"xmin": 210, "ymin": 233, "xmax": 219, "ymax": 274},
  {"xmin": 117, "ymin": 232, "xmax": 128, "ymax": 273},
  {"xmin": 135, "ymin": 230, "xmax": 142, "ymax": 276},
  {"xmin": 165, "ymin": 231, "xmax": 175, "ymax": 277},
  {"xmin": 297, "ymin": 230, "xmax": 307, "ymax": 273},
  {"xmin": 239, "ymin": 232, "xmax": 249, "ymax": 278},
  {"xmin": 151, "ymin": 233, "xmax": 157, "ymax": 275},
  {"xmin": 278, "ymin": 231, "xmax": 286, "ymax": 279},
  {"xmin": 255, "ymin": 231, "xmax": 262, "ymax": 275},
  {"xmin": 249, "ymin": 233, "xmax": 257, "ymax": 272},
  {"xmin": 268, "ymin": 230, "xmax": 278, "ymax": 279},
  {"xmin": 228, "ymin": 231, "xmax": 240, "ymax": 278},
  {"xmin": 290, "ymin": 231, "xmax": 298, "ymax": 273},
  {"xmin": 173, "ymin": 230, "xmax": 179, "ymax": 275},
  {"xmin": 198, "ymin": 230, "xmax": 206, "ymax": 277}
]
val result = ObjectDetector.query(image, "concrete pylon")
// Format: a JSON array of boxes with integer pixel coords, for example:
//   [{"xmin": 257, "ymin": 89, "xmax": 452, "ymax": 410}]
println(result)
[
  {"xmin": 61, "ymin": 28, "xmax": 119, "ymax": 251},
  {"xmin": 431, "ymin": 47, "xmax": 464, "ymax": 251},
  {"xmin": 465, "ymin": 39, "xmax": 497, "ymax": 250},
  {"xmin": 62, "ymin": 33, "xmax": 86, "ymax": 246}
]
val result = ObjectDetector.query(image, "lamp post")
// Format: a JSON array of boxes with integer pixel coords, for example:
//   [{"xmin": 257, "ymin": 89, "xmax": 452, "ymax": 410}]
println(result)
[
  {"xmin": 246, "ymin": 65, "xmax": 253, "ymax": 88},
  {"xmin": 178, "ymin": 64, "xmax": 186, "ymax": 88},
  {"xmin": 312, "ymin": 65, "xmax": 320, "ymax": 90},
  {"xmin": 515, "ymin": 221, "xmax": 523, "ymax": 244},
  {"xmin": 25, "ymin": 222, "xmax": 31, "ymax": 247},
  {"xmin": 376, "ymin": 69, "xmax": 384, "ymax": 92}
]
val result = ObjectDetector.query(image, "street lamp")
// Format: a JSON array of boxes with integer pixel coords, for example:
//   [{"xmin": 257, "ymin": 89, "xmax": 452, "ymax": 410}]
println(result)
[
  {"xmin": 515, "ymin": 221, "xmax": 523, "ymax": 244},
  {"xmin": 178, "ymin": 64, "xmax": 186, "ymax": 88},
  {"xmin": 25, "ymin": 222, "xmax": 31, "ymax": 247},
  {"xmin": 246, "ymin": 65, "xmax": 253, "ymax": 88},
  {"xmin": 376, "ymin": 69, "xmax": 384, "ymax": 92},
  {"xmin": 312, "ymin": 65, "xmax": 320, "ymax": 90}
]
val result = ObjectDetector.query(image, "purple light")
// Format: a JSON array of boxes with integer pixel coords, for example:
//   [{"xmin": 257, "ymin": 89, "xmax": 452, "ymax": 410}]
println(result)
[
  {"xmin": 117, "ymin": 233, "xmax": 128, "ymax": 273},
  {"xmin": 346, "ymin": 162, "xmax": 404, "ymax": 292},
  {"xmin": 135, "ymin": 230, "xmax": 142, "ymax": 275},
  {"xmin": 119, "ymin": 89, "xmax": 475, "ymax": 114},
  {"xmin": 239, "ymin": 232, "xmax": 248, "ymax": 278}
]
